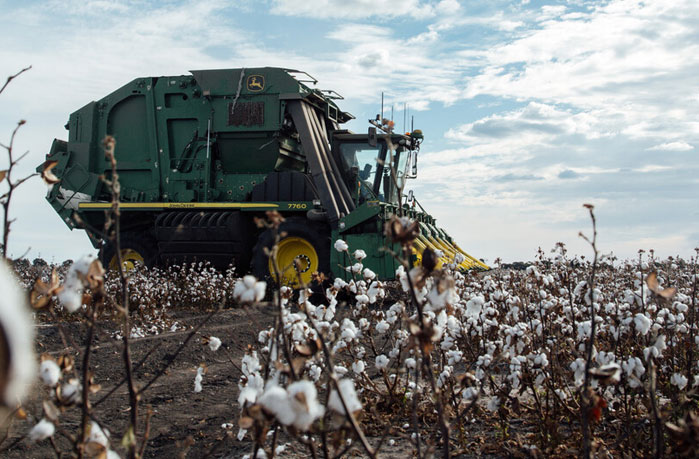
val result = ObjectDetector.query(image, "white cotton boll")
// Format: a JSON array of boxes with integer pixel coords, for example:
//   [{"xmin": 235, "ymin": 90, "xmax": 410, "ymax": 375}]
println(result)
[
  {"xmin": 259, "ymin": 385, "xmax": 296, "ymax": 426},
  {"xmin": 287, "ymin": 380, "xmax": 325, "ymax": 431},
  {"xmin": 308, "ymin": 365, "xmax": 322, "ymax": 381},
  {"xmin": 454, "ymin": 253, "xmax": 466, "ymax": 264},
  {"xmin": 534, "ymin": 353, "xmax": 549, "ymax": 368},
  {"xmin": 671, "ymin": 373, "xmax": 688, "ymax": 390},
  {"xmin": 396, "ymin": 265, "xmax": 409, "ymax": 291},
  {"xmin": 328, "ymin": 379, "xmax": 362, "ymax": 415},
  {"xmin": 634, "ymin": 313, "xmax": 652, "ymax": 335},
  {"xmin": 462, "ymin": 387, "xmax": 478, "ymax": 401},
  {"xmin": 375, "ymin": 355, "xmax": 389, "ymax": 370},
  {"xmin": 340, "ymin": 327, "xmax": 356, "ymax": 341},
  {"xmin": 487, "ymin": 396, "xmax": 500, "ymax": 412},
  {"xmin": 352, "ymin": 360, "xmax": 366, "ymax": 374},
  {"xmin": 334, "ymin": 239, "xmax": 349, "ymax": 252},
  {"xmin": 29, "ymin": 419, "xmax": 55, "ymax": 442},
  {"xmin": 233, "ymin": 276, "xmax": 266, "ymax": 303},
  {"xmin": 242, "ymin": 352, "xmax": 262, "ymax": 376},
  {"xmin": 57, "ymin": 255, "xmax": 94, "ymax": 312},
  {"xmin": 447, "ymin": 350, "xmax": 462, "ymax": 365},
  {"xmin": 466, "ymin": 296, "xmax": 484, "ymax": 318},
  {"xmin": 61, "ymin": 379, "xmax": 82, "ymax": 404},
  {"xmin": 350, "ymin": 263, "xmax": 363, "ymax": 274},
  {"xmin": 405, "ymin": 358, "xmax": 416, "ymax": 369},
  {"xmin": 358, "ymin": 318, "xmax": 370, "ymax": 331},
  {"xmin": 654, "ymin": 335, "xmax": 667, "ymax": 354},
  {"xmin": 535, "ymin": 372, "xmax": 546, "ymax": 387},
  {"xmin": 334, "ymin": 365, "xmax": 348, "ymax": 377},
  {"xmin": 237, "ymin": 428, "xmax": 248, "ymax": 441},
  {"xmin": 367, "ymin": 281, "xmax": 384, "ymax": 303},
  {"xmin": 353, "ymin": 249, "xmax": 367, "ymax": 261},
  {"xmin": 253, "ymin": 282, "xmax": 266, "ymax": 302},
  {"xmin": 426, "ymin": 286, "xmax": 449, "ymax": 311},
  {"xmin": 275, "ymin": 444, "xmax": 288, "ymax": 455},
  {"xmin": 441, "ymin": 335, "xmax": 455, "ymax": 351},
  {"xmin": 194, "ymin": 366, "xmax": 205, "ymax": 393},
  {"xmin": 350, "ymin": 294, "xmax": 367, "ymax": 306},
  {"xmin": 58, "ymin": 289, "xmax": 83, "ymax": 313},
  {"xmin": 376, "ymin": 320, "xmax": 390, "ymax": 334},
  {"xmin": 40, "ymin": 359, "xmax": 61, "ymax": 387},
  {"xmin": 208, "ymin": 336, "xmax": 222, "ymax": 351},
  {"xmin": 106, "ymin": 449, "xmax": 121, "ymax": 459},
  {"xmin": 87, "ymin": 421, "xmax": 110, "ymax": 447},
  {"xmin": 332, "ymin": 340, "xmax": 347, "ymax": 354}
]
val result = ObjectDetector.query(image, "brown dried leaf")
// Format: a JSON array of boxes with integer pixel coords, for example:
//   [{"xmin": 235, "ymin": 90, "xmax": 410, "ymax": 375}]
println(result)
[
  {"xmin": 239, "ymin": 416, "xmax": 254, "ymax": 429},
  {"xmin": 590, "ymin": 363, "xmax": 621, "ymax": 385},
  {"xmin": 15, "ymin": 407, "xmax": 27, "ymax": 420},
  {"xmin": 30, "ymin": 269, "xmax": 63, "ymax": 309},
  {"xmin": 43, "ymin": 400, "xmax": 60, "ymax": 423},
  {"xmin": 86, "ymin": 259, "xmax": 105, "ymax": 289},
  {"xmin": 384, "ymin": 216, "xmax": 420, "ymax": 245},
  {"xmin": 265, "ymin": 210, "xmax": 285, "ymax": 228},
  {"xmin": 40, "ymin": 160, "xmax": 60, "ymax": 185},
  {"xmin": 84, "ymin": 441, "xmax": 107, "ymax": 459},
  {"xmin": 294, "ymin": 391, "xmax": 308, "ymax": 410},
  {"xmin": 295, "ymin": 339, "xmax": 319, "ymax": 357},
  {"xmin": 291, "ymin": 357, "xmax": 306, "ymax": 376},
  {"xmin": 646, "ymin": 271, "xmax": 678, "ymax": 300},
  {"xmin": 0, "ymin": 170, "xmax": 6, "ymax": 183}
]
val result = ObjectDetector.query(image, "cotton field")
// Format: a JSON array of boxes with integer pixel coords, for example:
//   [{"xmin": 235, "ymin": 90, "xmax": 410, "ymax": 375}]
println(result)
[
  {"xmin": 2, "ymin": 237, "xmax": 698, "ymax": 457},
  {"xmin": 231, "ymin": 240, "xmax": 698, "ymax": 457}
]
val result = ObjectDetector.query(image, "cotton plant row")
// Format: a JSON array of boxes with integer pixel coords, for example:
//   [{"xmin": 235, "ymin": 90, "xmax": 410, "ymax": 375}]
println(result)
[
  {"xmin": 229, "ymin": 234, "xmax": 699, "ymax": 457},
  {"xmin": 16, "ymin": 259, "xmax": 241, "ymax": 338}
]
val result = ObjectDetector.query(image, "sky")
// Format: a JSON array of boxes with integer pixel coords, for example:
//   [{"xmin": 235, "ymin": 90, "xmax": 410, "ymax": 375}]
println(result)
[{"xmin": 0, "ymin": 0, "xmax": 697, "ymax": 264}]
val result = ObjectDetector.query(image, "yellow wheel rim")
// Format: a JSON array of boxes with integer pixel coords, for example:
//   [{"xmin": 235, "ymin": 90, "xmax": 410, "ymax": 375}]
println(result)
[
  {"xmin": 270, "ymin": 236, "xmax": 319, "ymax": 287},
  {"xmin": 109, "ymin": 249, "xmax": 145, "ymax": 272}
]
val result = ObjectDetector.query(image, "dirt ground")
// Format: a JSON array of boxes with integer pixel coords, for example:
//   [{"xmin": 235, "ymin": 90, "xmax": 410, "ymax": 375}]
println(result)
[{"xmin": 3, "ymin": 303, "xmax": 426, "ymax": 458}]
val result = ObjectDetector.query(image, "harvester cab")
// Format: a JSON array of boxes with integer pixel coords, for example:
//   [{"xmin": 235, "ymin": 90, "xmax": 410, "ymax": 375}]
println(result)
[{"xmin": 38, "ymin": 67, "xmax": 487, "ymax": 285}]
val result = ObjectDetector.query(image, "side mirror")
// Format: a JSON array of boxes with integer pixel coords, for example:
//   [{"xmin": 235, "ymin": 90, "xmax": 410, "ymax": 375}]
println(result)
[
  {"xmin": 368, "ymin": 127, "xmax": 377, "ymax": 147},
  {"xmin": 411, "ymin": 152, "xmax": 418, "ymax": 177},
  {"xmin": 408, "ymin": 189, "xmax": 414, "ymax": 203}
]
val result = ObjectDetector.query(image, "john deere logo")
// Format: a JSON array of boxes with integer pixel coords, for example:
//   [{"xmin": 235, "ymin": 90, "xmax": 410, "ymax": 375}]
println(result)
[{"xmin": 247, "ymin": 75, "xmax": 265, "ymax": 92}]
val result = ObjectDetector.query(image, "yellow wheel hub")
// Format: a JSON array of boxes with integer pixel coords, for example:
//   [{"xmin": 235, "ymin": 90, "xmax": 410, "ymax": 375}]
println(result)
[
  {"xmin": 109, "ymin": 249, "xmax": 145, "ymax": 272},
  {"xmin": 271, "ymin": 236, "xmax": 319, "ymax": 287}
]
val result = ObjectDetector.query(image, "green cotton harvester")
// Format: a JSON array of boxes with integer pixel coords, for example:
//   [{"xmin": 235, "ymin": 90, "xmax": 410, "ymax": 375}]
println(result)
[{"xmin": 39, "ymin": 67, "xmax": 488, "ymax": 285}]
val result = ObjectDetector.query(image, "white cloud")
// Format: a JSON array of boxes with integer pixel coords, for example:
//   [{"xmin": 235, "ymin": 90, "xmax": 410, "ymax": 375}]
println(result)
[
  {"xmin": 460, "ymin": 0, "xmax": 699, "ymax": 148},
  {"xmin": 270, "ymin": 0, "xmax": 437, "ymax": 19},
  {"xmin": 647, "ymin": 141, "xmax": 694, "ymax": 151},
  {"xmin": 633, "ymin": 164, "xmax": 673, "ymax": 173}
]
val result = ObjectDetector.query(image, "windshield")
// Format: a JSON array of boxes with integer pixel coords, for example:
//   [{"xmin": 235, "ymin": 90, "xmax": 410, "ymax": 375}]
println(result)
[
  {"xmin": 337, "ymin": 138, "xmax": 415, "ymax": 206},
  {"xmin": 340, "ymin": 143, "xmax": 380, "ymax": 184},
  {"xmin": 340, "ymin": 142, "xmax": 383, "ymax": 199}
]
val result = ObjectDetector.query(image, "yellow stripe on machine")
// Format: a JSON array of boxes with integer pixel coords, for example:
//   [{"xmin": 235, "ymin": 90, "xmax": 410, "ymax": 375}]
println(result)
[{"xmin": 78, "ymin": 202, "xmax": 280, "ymax": 210}]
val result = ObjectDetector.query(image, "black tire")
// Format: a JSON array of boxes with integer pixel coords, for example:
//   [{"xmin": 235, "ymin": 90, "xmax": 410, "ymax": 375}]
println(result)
[
  {"xmin": 101, "ymin": 232, "xmax": 159, "ymax": 271},
  {"xmin": 251, "ymin": 217, "xmax": 330, "ymax": 286}
]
